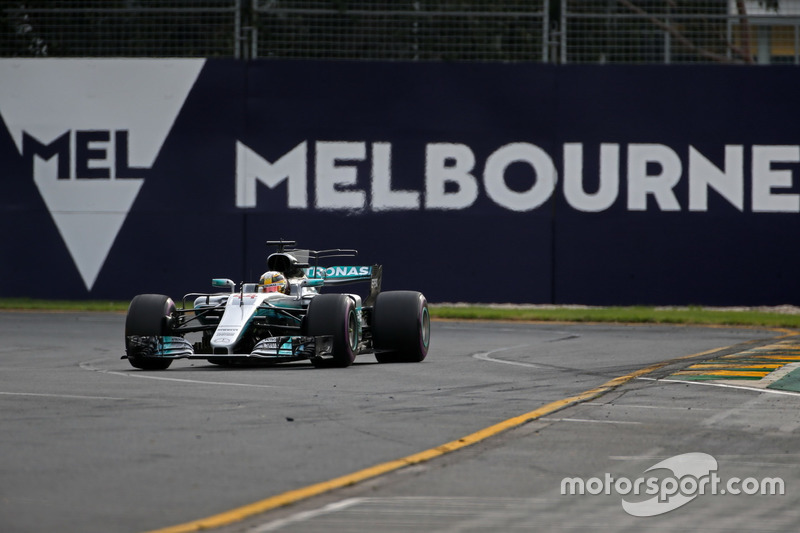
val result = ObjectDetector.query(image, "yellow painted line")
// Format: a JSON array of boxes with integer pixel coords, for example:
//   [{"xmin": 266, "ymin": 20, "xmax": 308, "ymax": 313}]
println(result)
[
  {"xmin": 146, "ymin": 389, "xmax": 615, "ymax": 533},
  {"xmin": 673, "ymin": 370, "xmax": 770, "ymax": 378},
  {"xmin": 670, "ymin": 337, "xmax": 800, "ymax": 381},
  {"xmin": 723, "ymin": 351, "xmax": 800, "ymax": 357},
  {"xmin": 687, "ymin": 363, "xmax": 783, "ymax": 370},
  {"xmin": 143, "ymin": 340, "xmax": 789, "ymax": 533},
  {"xmin": 720, "ymin": 355, "xmax": 800, "ymax": 362}
]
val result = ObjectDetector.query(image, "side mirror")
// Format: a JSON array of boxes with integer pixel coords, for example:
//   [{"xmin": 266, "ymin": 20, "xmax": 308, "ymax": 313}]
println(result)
[
  {"xmin": 301, "ymin": 278, "xmax": 324, "ymax": 288},
  {"xmin": 212, "ymin": 278, "xmax": 236, "ymax": 292}
]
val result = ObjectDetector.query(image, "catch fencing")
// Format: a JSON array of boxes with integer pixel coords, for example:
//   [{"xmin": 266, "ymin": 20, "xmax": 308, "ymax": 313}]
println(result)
[
  {"xmin": 563, "ymin": 0, "xmax": 800, "ymax": 64},
  {"xmin": 2, "ymin": 1, "xmax": 799, "ymax": 64}
]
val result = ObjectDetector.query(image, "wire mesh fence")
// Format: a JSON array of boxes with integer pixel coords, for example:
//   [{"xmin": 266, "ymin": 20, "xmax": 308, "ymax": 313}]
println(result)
[
  {"xmin": 251, "ymin": 1, "xmax": 549, "ymax": 61},
  {"xmin": 563, "ymin": 0, "xmax": 800, "ymax": 64},
  {"xmin": 1, "ymin": 0, "xmax": 799, "ymax": 63},
  {"xmin": 1, "ymin": 0, "xmax": 241, "ymax": 58}
]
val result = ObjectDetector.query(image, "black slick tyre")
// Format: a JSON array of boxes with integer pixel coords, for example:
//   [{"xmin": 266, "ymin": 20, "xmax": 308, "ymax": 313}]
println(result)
[
  {"xmin": 125, "ymin": 294, "xmax": 175, "ymax": 370},
  {"xmin": 306, "ymin": 294, "xmax": 358, "ymax": 368},
  {"xmin": 372, "ymin": 291, "xmax": 430, "ymax": 363}
]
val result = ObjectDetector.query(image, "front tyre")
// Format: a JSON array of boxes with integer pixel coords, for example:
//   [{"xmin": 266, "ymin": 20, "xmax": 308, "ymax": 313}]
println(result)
[
  {"xmin": 125, "ymin": 294, "xmax": 175, "ymax": 370},
  {"xmin": 306, "ymin": 294, "xmax": 358, "ymax": 368},
  {"xmin": 372, "ymin": 291, "xmax": 430, "ymax": 363}
]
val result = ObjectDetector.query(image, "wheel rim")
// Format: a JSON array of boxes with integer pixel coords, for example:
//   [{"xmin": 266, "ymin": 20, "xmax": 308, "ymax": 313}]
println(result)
[
  {"xmin": 347, "ymin": 310, "xmax": 357, "ymax": 349},
  {"xmin": 420, "ymin": 306, "xmax": 430, "ymax": 349}
]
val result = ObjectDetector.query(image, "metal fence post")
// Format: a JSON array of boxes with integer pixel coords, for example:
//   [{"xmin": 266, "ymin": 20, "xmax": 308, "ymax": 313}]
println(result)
[
  {"xmin": 542, "ymin": 0, "xmax": 550, "ymax": 62},
  {"xmin": 235, "ymin": 0, "xmax": 242, "ymax": 59},
  {"xmin": 1, "ymin": 1, "xmax": 798, "ymax": 64}
]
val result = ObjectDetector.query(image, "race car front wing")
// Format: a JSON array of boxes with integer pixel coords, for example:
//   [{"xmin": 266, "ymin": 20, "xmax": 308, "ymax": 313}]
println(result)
[
  {"xmin": 123, "ymin": 335, "xmax": 334, "ymax": 364},
  {"xmin": 248, "ymin": 335, "xmax": 332, "ymax": 361},
  {"xmin": 125, "ymin": 335, "xmax": 194, "ymax": 358}
]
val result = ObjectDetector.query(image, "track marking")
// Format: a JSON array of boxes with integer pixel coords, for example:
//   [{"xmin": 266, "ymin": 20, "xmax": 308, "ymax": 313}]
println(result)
[
  {"xmin": 145, "ymin": 341, "xmax": 732, "ymax": 533},
  {"xmin": 667, "ymin": 339, "xmax": 800, "ymax": 382},
  {"xmin": 700, "ymin": 394, "xmax": 767, "ymax": 427},
  {"xmin": 79, "ymin": 360, "xmax": 276, "ymax": 389},
  {"xmin": 638, "ymin": 376, "xmax": 800, "ymax": 396},
  {"xmin": 249, "ymin": 498, "xmax": 365, "ymax": 532},
  {"xmin": 472, "ymin": 345, "xmax": 543, "ymax": 368},
  {"xmin": 674, "ymin": 369, "xmax": 770, "ymax": 378},
  {"xmin": 687, "ymin": 363, "xmax": 783, "ymax": 369},
  {"xmin": 249, "ymin": 496, "xmax": 560, "ymax": 532},
  {"xmin": 583, "ymin": 402, "xmax": 716, "ymax": 411},
  {"xmin": 538, "ymin": 417, "xmax": 642, "ymax": 425},
  {"xmin": 0, "ymin": 391, "xmax": 127, "ymax": 401}
]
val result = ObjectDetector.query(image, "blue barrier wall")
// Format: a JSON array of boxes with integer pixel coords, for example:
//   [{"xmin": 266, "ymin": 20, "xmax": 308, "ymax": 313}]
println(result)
[{"xmin": 1, "ymin": 59, "xmax": 798, "ymax": 305}]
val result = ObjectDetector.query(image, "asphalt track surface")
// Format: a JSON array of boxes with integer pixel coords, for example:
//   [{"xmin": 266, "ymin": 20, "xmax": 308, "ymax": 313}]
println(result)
[{"xmin": 2, "ymin": 311, "xmax": 799, "ymax": 533}]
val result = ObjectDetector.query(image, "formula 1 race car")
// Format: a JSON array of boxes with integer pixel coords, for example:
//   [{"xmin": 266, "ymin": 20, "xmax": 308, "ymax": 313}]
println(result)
[{"xmin": 123, "ymin": 241, "xmax": 430, "ymax": 370}]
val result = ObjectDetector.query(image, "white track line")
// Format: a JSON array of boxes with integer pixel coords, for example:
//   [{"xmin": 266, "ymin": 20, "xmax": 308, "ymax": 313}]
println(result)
[
  {"xmin": 248, "ymin": 498, "xmax": 365, "ymax": 532},
  {"xmin": 539, "ymin": 417, "xmax": 643, "ymax": 425},
  {"xmin": 638, "ymin": 376, "xmax": 800, "ymax": 397},
  {"xmin": 583, "ymin": 402, "xmax": 716, "ymax": 411},
  {"xmin": 79, "ymin": 359, "xmax": 276, "ymax": 388},
  {"xmin": 472, "ymin": 345, "xmax": 542, "ymax": 368},
  {"xmin": 0, "ymin": 391, "xmax": 127, "ymax": 401}
]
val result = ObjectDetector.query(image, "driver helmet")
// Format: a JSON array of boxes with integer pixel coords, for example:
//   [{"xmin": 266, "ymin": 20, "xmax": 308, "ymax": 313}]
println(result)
[{"xmin": 258, "ymin": 271, "xmax": 289, "ymax": 294}]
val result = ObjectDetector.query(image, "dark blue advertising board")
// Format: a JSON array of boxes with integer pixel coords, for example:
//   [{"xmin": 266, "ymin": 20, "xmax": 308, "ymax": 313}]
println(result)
[{"xmin": 0, "ymin": 59, "xmax": 798, "ymax": 305}]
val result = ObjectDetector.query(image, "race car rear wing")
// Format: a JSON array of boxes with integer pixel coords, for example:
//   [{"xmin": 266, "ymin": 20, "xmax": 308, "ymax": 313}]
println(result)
[
  {"xmin": 305, "ymin": 264, "xmax": 383, "ymax": 306},
  {"xmin": 266, "ymin": 241, "xmax": 382, "ymax": 304}
]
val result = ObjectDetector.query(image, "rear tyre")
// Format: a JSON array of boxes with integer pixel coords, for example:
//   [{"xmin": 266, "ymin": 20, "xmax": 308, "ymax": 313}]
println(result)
[
  {"xmin": 125, "ymin": 294, "xmax": 175, "ymax": 370},
  {"xmin": 372, "ymin": 291, "xmax": 430, "ymax": 363},
  {"xmin": 306, "ymin": 294, "xmax": 358, "ymax": 368}
]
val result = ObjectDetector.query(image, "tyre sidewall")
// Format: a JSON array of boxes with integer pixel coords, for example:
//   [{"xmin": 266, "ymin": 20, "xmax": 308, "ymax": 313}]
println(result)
[
  {"xmin": 373, "ymin": 291, "xmax": 429, "ymax": 363},
  {"xmin": 125, "ymin": 294, "xmax": 175, "ymax": 370},
  {"xmin": 306, "ymin": 294, "xmax": 357, "ymax": 367}
]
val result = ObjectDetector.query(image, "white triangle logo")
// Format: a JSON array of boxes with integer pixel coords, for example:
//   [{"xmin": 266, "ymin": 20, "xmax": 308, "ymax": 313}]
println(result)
[
  {"xmin": 32, "ymin": 154, "xmax": 144, "ymax": 290},
  {"xmin": 0, "ymin": 59, "xmax": 205, "ymax": 291}
]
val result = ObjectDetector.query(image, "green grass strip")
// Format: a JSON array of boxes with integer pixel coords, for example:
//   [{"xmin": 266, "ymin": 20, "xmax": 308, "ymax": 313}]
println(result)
[
  {"xmin": 0, "ymin": 298, "xmax": 130, "ymax": 313},
  {"xmin": 1, "ymin": 299, "xmax": 799, "ymax": 329},
  {"xmin": 430, "ymin": 305, "xmax": 800, "ymax": 328}
]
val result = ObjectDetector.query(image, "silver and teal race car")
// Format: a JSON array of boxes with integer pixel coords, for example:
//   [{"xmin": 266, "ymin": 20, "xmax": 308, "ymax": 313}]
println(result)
[{"xmin": 123, "ymin": 241, "xmax": 430, "ymax": 370}]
